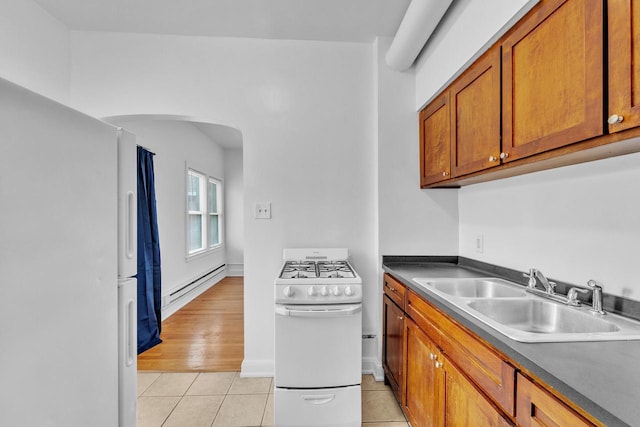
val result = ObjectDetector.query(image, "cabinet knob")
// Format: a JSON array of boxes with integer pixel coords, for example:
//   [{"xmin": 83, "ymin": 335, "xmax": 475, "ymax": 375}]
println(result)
[
  {"xmin": 608, "ymin": 114, "xmax": 624, "ymax": 125},
  {"xmin": 442, "ymin": 171, "xmax": 449, "ymax": 177},
  {"xmin": 488, "ymin": 155, "xmax": 498, "ymax": 162},
  {"xmin": 429, "ymin": 353, "xmax": 437, "ymax": 360},
  {"xmin": 435, "ymin": 361, "xmax": 443, "ymax": 369},
  {"xmin": 500, "ymin": 152, "xmax": 509, "ymax": 160},
  {"xmin": 398, "ymin": 316, "xmax": 403, "ymax": 321}
]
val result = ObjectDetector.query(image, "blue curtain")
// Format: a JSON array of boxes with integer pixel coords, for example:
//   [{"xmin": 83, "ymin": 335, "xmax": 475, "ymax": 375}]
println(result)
[{"xmin": 137, "ymin": 147, "xmax": 162, "ymax": 354}]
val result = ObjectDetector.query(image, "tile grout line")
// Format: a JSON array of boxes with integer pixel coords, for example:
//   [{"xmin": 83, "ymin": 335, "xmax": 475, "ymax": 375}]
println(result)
[{"xmin": 158, "ymin": 372, "xmax": 201, "ymax": 427}]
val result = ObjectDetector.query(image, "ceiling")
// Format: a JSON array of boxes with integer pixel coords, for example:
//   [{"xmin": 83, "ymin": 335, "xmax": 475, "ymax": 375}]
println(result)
[
  {"xmin": 33, "ymin": 0, "xmax": 411, "ymax": 43},
  {"xmin": 193, "ymin": 122, "xmax": 243, "ymax": 150},
  {"xmin": 36, "ymin": 0, "xmax": 413, "ymax": 149}
]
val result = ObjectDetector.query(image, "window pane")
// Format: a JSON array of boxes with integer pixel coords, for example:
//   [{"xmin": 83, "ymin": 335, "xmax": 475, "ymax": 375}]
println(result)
[
  {"xmin": 208, "ymin": 180, "xmax": 218, "ymax": 213},
  {"xmin": 188, "ymin": 173, "xmax": 201, "ymax": 211},
  {"xmin": 209, "ymin": 214, "xmax": 219, "ymax": 246},
  {"xmin": 189, "ymin": 214, "xmax": 203, "ymax": 251}
]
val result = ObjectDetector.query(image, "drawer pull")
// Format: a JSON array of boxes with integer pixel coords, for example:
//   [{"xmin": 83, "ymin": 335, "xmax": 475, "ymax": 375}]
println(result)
[{"xmin": 608, "ymin": 114, "xmax": 624, "ymax": 124}]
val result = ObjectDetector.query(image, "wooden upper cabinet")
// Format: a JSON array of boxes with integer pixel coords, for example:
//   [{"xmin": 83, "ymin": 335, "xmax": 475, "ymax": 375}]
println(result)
[
  {"xmin": 501, "ymin": 0, "xmax": 604, "ymax": 162},
  {"xmin": 420, "ymin": 91, "xmax": 451, "ymax": 186},
  {"xmin": 450, "ymin": 46, "xmax": 502, "ymax": 177},
  {"xmin": 608, "ymin": 0, "xmax": 640, "ymax": 133}
]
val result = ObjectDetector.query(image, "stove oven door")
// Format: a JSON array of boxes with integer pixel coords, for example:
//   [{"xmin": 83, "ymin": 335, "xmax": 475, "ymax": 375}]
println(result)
[{"xmin": 275, "ymin": 303, "xmax": 362, "ymax": 388}]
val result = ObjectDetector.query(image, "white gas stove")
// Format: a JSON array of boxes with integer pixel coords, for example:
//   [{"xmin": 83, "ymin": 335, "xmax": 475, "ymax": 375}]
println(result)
[
  {"xmin": 274, "ymin": 248, "xmax": 362, "ymax": 305},
  {"xmin": 274, "ymin": 248, "xmax": 362, "ymax": 427}
]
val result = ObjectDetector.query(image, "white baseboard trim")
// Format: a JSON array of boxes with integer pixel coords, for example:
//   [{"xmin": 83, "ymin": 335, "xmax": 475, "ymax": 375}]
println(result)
[
  {"xmin": 240, "ymin": 359, "xmax": 274, "ymax": 378},
  {"xmin": 161, "ymin": 271, "xmax": 224, "ymax": 320},
  {"xmin": 362, "ymin": 358, "xmax": 385, "ymax": 381},
  {"xmin": 226, "ymin": 263, "xmax": 244, "ymax": 276}
]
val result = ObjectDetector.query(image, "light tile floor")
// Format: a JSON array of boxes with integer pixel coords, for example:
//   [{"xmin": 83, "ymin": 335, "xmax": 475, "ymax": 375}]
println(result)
[{"xmin": 137, "ymin": 372, "xmax": 408, "ymax": 427}]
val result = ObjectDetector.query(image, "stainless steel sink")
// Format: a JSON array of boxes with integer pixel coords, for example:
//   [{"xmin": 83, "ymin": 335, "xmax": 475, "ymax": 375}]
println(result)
[
  {"xmin": 411, "ymin": 276, "xmax": 640, "ymax": 342},
  {"xmin": 413, "ymin": 278, "xmax": 527, "ymax": 298},
  {"xmin": 467, "ymin": 299, "xmax": 619, "ymax": 334}
]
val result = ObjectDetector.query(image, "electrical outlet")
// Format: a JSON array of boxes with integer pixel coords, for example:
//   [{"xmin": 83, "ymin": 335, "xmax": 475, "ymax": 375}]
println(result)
[
  {"xmin": 254, "ymin": 202, "xmax": 271, "ymax": 219},
  {"xmin": 475, "ymin": 234, "xmax": 484, "ymax": 253}
]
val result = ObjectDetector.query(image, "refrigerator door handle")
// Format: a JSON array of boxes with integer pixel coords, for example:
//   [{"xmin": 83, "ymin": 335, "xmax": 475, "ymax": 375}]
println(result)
[
  {"xmin": 126, "ymin": 191, "xmax": 135, "ymax": 260},
  {"xmin": 127, "ymin": 299, "xmax": 135, "ymax": 367}
]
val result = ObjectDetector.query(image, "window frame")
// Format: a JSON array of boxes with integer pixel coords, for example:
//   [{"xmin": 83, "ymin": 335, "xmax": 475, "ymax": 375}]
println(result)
[
  {"xmin": 186, "ymin": 167, "xmax": 223, "ymax": 258},
  {"xmin": 207, "ymin": 177, "xmax": 222, "ymax": 249}
]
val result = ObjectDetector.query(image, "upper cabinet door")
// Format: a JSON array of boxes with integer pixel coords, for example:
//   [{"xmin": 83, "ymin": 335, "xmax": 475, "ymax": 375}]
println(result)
[
  {"xmin": 501, "ymin": 0, "xmax": 604, "ymax": 162},
  {"xmin": 450, "ymin": 46, "xmax": 501, "ymax": 177},
  {"xmin": 608, "ymin": 0, "xmax": 640, "ymax": 133},
  {"xmin": 420, "ymin": 91, "xmax": 451, "ymax": 186}
]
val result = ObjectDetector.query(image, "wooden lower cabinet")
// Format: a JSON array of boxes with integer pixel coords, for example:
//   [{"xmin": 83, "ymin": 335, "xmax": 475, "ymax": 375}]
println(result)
[
  {"xmin": 382, "ymin": 294, "xmax": 404, "ymax": 401},
  {"xmin": 404, "ymin": 317, "xmax": 443, "ymax": 426},
  {"xmin": 404, "ymin": 316, "xmax": 511, "ymax": 426},
  {"xmin": 383, "ymin": 273, "xmax": 601, "ymax": 427},
  {"xmin": 516, "ymin": 374, "xmax": 594, "ymax": 427},
  {"xmin": 445, "ymin": 358, "xmax": 513, "ymax": 427}
]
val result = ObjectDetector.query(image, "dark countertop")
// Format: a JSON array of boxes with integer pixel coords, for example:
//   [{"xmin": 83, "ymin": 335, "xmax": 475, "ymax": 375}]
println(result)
[{"xmin": 383, "ymin": 257, "xmax": 640, "ymax": 427}]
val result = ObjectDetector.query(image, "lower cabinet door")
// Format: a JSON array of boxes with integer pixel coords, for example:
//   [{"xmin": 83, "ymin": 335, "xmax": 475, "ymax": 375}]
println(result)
[
  {"xmin": 383, "ymin": 295, "xmax": 404, "ymax": 400},
  {"xmin": 404, "ymin": 317, "xmax": 444, "ymax": 426},
  {"xmin": 444, "ymin": 359, "xmax": 513, "ymax": 427}
]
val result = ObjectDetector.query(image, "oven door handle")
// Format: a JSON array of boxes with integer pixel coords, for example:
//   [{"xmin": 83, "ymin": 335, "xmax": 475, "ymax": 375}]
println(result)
[
  {"xmin": 301, "ymin": 394, "xmax": 335, "ymax": 405},
  {"xmin": 275, "ymin": 304, "xmax": 361, "ymax": 318}
]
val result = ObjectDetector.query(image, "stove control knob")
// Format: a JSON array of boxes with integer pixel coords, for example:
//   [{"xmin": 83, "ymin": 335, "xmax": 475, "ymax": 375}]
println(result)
[
  {"xmin": 345, "ymin": 286, "xmax": 354, "ymax": 296},
  {"xmin": 332, "ymin": 286, "xmax": 342, "ymax": 296},
  {"xmin": 320, "ymin": 286, "xmax": 329, "ymax": 296},
  {"xmin": 283, "ymin": 286, "xmax": 294, "ymax": 298},
  {"xmin": 307, "ymin": 286, "xmax": 317, "ymax": 297}
]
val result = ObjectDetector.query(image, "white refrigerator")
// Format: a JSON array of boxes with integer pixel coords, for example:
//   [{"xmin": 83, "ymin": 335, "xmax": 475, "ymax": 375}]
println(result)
[{"xmin": 0, "ymin": 77, "xmax": 136, "ymax": 427}]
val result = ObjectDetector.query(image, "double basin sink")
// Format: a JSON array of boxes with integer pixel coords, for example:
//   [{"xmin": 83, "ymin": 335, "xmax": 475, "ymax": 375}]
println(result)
[{"xmin": 412, "ymin": 277, "xmax": 640, "ymax": 342}]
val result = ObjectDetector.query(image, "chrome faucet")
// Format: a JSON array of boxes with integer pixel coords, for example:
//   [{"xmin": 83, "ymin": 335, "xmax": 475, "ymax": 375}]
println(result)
[
  {"xmin": 587, "ymin": 280, "xmax": 606, "ymax": 315},
  {"xmin": 523, "ymin": 268, "xmax": 556, "ymax": 294}
]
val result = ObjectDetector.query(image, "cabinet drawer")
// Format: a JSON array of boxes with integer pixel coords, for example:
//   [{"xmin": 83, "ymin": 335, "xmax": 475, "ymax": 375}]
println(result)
[
  {"xmin": 406, "ymin": 290, "xmax": 515, "ymax": 417},
  {"xmin": 383, "ymin": 274, "xmax": 406, "ymax": 308},
  {"xmin": 516, "ymin": 373, "xmax": 594, "ymax": 427}
]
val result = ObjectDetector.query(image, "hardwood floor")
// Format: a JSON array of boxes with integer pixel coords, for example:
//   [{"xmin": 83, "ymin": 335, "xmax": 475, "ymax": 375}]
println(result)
[{"xmin": 137, "ymin": 276, "xmax": 244, "ymax": 372}]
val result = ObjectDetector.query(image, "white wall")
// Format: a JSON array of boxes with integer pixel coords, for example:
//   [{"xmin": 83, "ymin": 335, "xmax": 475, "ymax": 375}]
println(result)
[
  {"xmin": 414, "ymin": 0, "xmax": 535, "ymax": 109},
  {"xmin": 376, "ymin": 37, "xmax": 458, "ymax": 257},
  {"xmin": 224, "ymin": 149, "xmax": 244, "ymax": 276},
  {"xmin": 374, "ymin": 36, "xmax": 458, "ymax": 376},
  {"xmin": 0, "ymin": 0, "xmax": 71, "ymax": 103},
  {"xmin": 112, "ymin": 119, "xmax": 226, "ymax": 301},
  {"xmin": 459, "ymin": 153, "xmax": 640, "ymax": 301},
  {"xmin": 69, "ymin": 32, "xmax": 377, "ymax": 375}
]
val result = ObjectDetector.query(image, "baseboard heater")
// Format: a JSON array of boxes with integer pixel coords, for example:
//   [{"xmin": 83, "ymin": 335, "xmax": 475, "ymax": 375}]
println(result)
[{"xmin": 165, "ymin": 264, "xmax": 226, "ymax": 306}]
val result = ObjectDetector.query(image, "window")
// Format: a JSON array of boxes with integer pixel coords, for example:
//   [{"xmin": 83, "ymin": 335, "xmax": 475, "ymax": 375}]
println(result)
[
  {"xmin": 187, "ymin": 169, "xmax": 222, "ymax": 256},
  {"xmin": 207, "ymin": 178, "xmax": 221, "ymax": 247}
]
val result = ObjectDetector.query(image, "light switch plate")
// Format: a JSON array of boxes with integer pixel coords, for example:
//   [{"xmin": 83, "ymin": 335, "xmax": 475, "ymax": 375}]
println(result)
[
  {"xmin": 475, "ymin": 234, "xmax": 484, "ymax": 253},
  {"xmin": 254, "ymin": 202, "xmax": 271, "ymax": 219}
]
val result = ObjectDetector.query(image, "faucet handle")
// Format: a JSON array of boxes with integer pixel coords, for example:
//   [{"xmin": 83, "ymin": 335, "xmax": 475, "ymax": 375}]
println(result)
[
  {"xmin": 567, "ymin": 287, "xmax": 588, "ymax": 307},
  {"xmin": 586, "ymin": 280, "xmax": 603, "ymax": 290},
  {"xmin": 586, "ymin": 280, "xmax": 606, "ymax": 315},
  {"xmin": 522, "ymin": 269, "xmax": 536, "ymax": 288}
]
